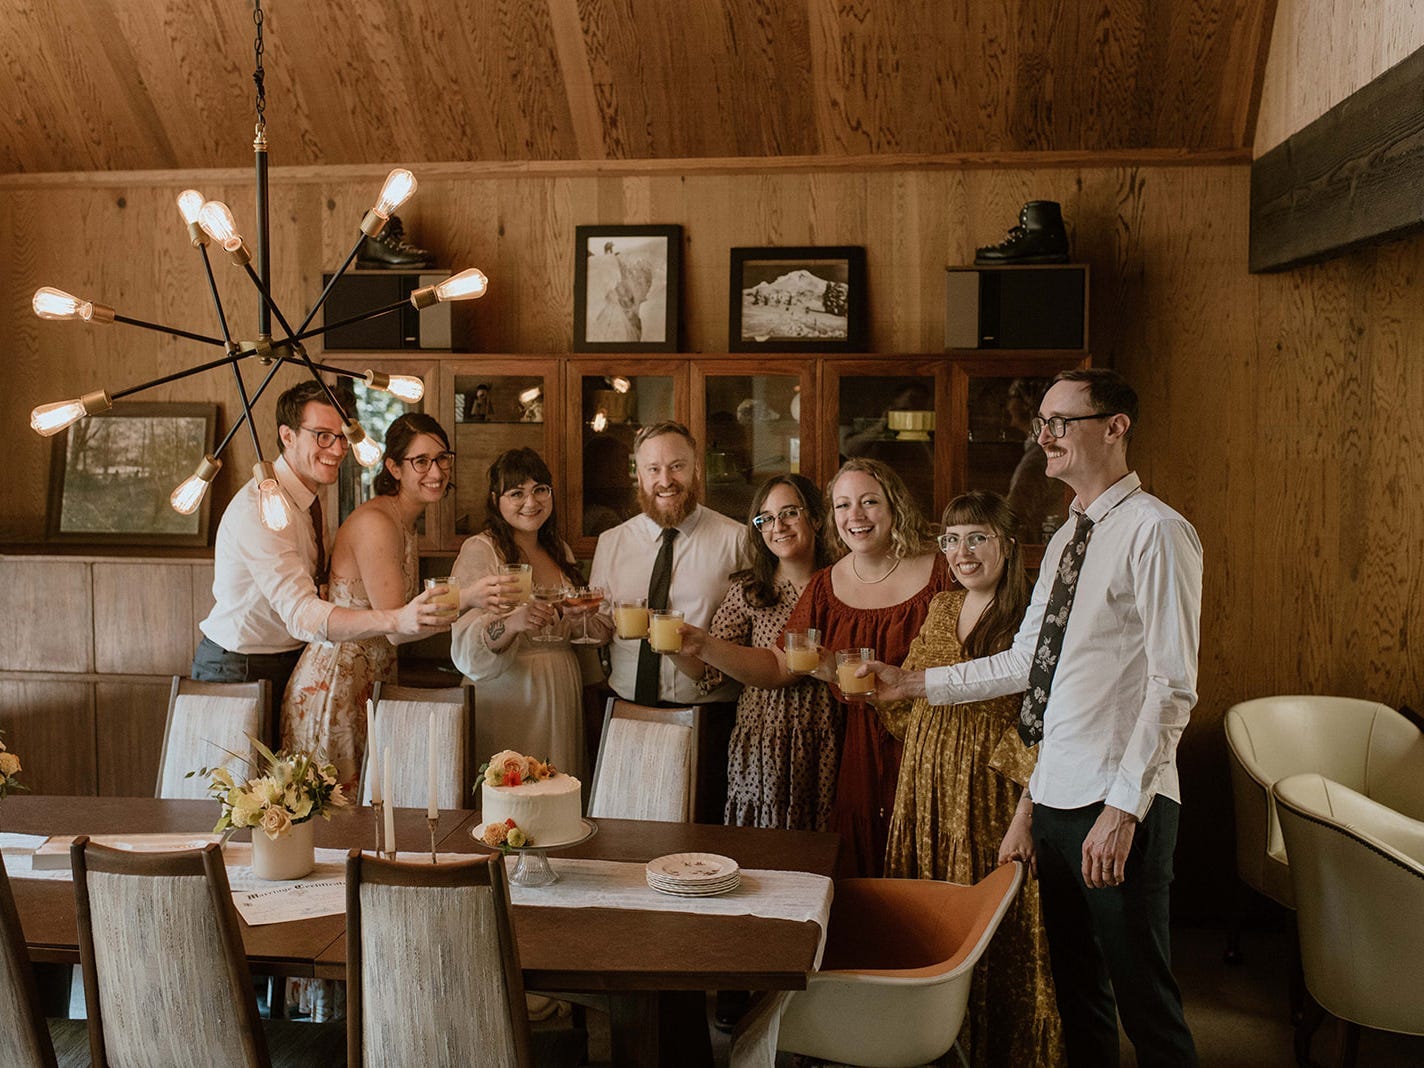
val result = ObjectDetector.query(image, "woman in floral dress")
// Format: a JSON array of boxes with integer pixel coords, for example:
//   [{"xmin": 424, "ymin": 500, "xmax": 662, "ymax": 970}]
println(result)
[{"xmin": 672, "ymin": 474, "xmax": 839, "ymax": 829}]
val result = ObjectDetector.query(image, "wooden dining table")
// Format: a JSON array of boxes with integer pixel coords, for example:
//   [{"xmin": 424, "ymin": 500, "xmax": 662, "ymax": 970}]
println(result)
[{"xmin": 3, "ymin": 795, "xmax": 840, "ymax": 1067}]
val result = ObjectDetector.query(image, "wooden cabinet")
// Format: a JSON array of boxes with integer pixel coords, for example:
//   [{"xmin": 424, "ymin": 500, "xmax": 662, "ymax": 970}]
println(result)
[{"xmin": 330, "ymin": 350, "xmax": 1088, "ymax": 559}]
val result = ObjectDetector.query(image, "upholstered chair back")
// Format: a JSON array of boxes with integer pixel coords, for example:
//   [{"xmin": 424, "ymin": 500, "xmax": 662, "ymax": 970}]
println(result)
[
  {"xmin": 71, "ymin": 838, "xmax": 270, "ymax": 1068},
  {"xmin": 587, "ymin": 699, "xmax": 698, "ymax": 822},
  {"xmin": 359, "ymin": 683, "xmax": 474, "ymax": 809},
  {"xmin": 155, "ymin": 677, "xmax": 271, "ymax": 799},
  {"xmin": 346, "ymin": 851, "xmax": 532, "ymax": 1067},
  {"xmin": 0, "ymin": 860, "xmax": 60, "ymax": 1068},
  {"xmin": 1274, "ymin": 773, "xmax": 1424, "ymax": 1037}
]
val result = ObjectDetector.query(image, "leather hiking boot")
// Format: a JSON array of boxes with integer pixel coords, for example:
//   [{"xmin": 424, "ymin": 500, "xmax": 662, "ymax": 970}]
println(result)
[
  {"xmin": 975, "ymin": 200, "xmax": 1070, "ymax": 264},
  {"xmin": 357, "ymin": 214, "xmax": 435, "ymax": 269}
]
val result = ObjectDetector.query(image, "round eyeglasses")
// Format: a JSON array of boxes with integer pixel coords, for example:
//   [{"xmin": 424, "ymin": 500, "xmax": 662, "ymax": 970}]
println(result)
[
  {"xmin": 501, "ymin": 484, "xmax": 552, "ymax": 504},
  {"xmin": 400, "ymin": 451, "xmax": 455, "ymax": 473},
  {"xmin": 751, "ymin": 505, "xmax": 804, "ymax": 531},
  {"xmin": 936, "ymin": 532, "xmax": 998, "ymax": 553},
  {"xmin": 1030, "ymin": 413, "xmax": 1112, "ymax": 439}
]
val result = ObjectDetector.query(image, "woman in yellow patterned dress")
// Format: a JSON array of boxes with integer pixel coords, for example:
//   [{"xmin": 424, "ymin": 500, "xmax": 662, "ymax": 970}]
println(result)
[{"xmin": 884, "ymin": 490, "xmax": 1064, "ymax": 1067}]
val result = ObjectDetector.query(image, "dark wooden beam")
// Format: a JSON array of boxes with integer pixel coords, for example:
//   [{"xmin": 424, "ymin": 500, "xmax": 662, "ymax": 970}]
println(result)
[{"xmin": 1250, "ymin": 44, "xmax": 1424, "ymax": 273}]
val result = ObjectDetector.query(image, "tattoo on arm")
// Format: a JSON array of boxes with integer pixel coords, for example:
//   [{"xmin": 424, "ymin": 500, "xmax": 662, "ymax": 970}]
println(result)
[{"xmin": 486, "ymin": 619, "xmax": 506, "ymax": 642}]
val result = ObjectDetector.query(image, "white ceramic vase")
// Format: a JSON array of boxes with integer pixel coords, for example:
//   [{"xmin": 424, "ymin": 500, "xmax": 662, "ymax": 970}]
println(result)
[{"xmin": 251, "ymin": 818, "xmax": 315, "ymax": 880}]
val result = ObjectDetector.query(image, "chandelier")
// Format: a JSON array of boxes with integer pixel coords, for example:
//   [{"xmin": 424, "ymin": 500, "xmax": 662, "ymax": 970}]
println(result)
[{"xmin": 26, "ymin": 0, "xmax": 487, "ymax": 532}]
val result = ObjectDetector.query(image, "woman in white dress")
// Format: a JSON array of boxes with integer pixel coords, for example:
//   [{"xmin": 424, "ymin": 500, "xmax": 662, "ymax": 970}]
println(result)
[{"xmin": 450, "ymin": 448, "xmax": 610, "ymax": 778}]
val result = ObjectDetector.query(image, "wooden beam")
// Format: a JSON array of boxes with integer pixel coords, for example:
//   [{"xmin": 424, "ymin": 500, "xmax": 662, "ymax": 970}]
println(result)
[{"xmin": 1250, "ymin": 44, "xmax": 1424, "ymax": 273}]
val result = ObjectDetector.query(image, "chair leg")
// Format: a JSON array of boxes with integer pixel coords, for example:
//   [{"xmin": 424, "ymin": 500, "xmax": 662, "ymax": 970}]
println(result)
[{"xmin": 1293, "ymin": 991, "xmax": 1326, "ymax": 1068}]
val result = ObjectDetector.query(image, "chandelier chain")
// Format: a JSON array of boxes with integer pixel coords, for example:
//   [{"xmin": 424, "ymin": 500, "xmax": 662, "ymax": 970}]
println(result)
[{"xmin": 252, "ymin": 0, "xmax": 266, "ymax": 133}]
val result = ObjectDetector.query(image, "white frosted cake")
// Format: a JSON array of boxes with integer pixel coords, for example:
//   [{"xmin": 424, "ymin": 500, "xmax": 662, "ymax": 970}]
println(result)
[{"xmin": 480, "ymin": 750, "xmax": 582, "ymax": 846}]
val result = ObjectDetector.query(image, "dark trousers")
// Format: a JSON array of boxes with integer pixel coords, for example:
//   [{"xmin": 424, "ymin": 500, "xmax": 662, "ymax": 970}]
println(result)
[
  {"xmin": 190, "ymin": 637, "xmax": 301, "ymax": 749},
  {"xmin": 1032, "ymin": 799, "xmax": 1197, "ymax": 1068}
]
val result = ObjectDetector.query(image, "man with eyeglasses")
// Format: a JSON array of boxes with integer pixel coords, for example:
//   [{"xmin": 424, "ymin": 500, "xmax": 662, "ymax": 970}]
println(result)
[
  {"xmin": 589, "ymin": 421, "xmax": 750, "ymax": 819},
  {"xmin": 192, "ymin": 380, "xmax": 449, "ymax": 716},
  {"xmin": 870, "ymin": 368, "xmax": 1203, "ymax": 1066}
]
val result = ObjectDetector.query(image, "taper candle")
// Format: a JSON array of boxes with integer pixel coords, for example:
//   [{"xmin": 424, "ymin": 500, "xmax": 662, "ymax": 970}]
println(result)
[
  {"xmin": 382, "ymin": 749, "xmax": 395, "ymax": 855},
  {"xmin": 367, "ymin": 699, "xmax": 381, "ymax": 804},
  {"xmin": 427, "ymin": 711, "xmax": 439, "ymax": 820}
]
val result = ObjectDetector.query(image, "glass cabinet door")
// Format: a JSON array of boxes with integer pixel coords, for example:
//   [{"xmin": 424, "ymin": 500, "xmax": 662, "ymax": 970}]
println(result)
[
  {"xmin": 693, "ymin": 359, "xmax": 814, "ymax": 523},
  {"xmin": 441, "ymin": 359, "xmax": 561, "ymax": 550},
  {"xmin": 950, "ymin": 355, "xmax": 1088, "ymax": 548},
  {"xmin": 822, "ymin": 358, "xmax": 949, "ymax": 524},
  {"xmin": 566, "ymin": 359, "xmax": 688, "ymax": 554}
]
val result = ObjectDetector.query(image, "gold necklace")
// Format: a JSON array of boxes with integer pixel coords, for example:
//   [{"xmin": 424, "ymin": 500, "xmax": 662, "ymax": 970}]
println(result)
[{"xmin": 850, "ymin": 553, "xmax": 901, "ymax": 584}]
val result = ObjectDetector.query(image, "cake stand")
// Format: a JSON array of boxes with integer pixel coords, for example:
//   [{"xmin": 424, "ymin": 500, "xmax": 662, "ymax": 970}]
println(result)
[{"xmin": 470, "ymin": 818, "xmax": 598, "ymax": 887}]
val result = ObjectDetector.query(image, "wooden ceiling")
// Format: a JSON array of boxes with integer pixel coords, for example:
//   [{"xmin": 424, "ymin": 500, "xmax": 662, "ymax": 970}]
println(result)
[{"xmin": 0, "ymin": 0, "xmax": 1275, "ymax": 175}]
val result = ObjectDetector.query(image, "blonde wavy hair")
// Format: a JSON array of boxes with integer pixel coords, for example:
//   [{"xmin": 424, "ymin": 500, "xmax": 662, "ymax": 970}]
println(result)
[{"xmin": 826, "ymin": 457, "xmax": 933, "ymax": 561}]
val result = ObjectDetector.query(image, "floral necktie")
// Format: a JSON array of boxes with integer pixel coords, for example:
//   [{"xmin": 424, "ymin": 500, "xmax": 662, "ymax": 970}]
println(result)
[{"xmin": 1018, "ymin": 512, "xmax": 1094, "ymax": 746}]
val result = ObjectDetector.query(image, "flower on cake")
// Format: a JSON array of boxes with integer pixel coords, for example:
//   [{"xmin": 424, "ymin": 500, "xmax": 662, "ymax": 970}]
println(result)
[
  {"xmin": 191, "ymin": 736, "xmax": 350, "ymax": 840},
  {"xmin": 479, "ymin": 749, "xmax": 558, "ymax": 788},
  {"xmin": 481, "ymin": 817, "xmax": 529, "ymax": 849},
  {"xmin": 0, "ymin": 728, "xmax": 25, "ymax": 800}
]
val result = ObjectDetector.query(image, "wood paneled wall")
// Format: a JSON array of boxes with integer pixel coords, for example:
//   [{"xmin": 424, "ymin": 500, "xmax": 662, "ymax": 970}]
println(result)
[
  {"xmin": 1254, "ymin": 0, "xmax": 1424, "ymax": 154},
  {"xmin": 3, "ymin": 160, "xmax": 1422, "ymax": 914}
]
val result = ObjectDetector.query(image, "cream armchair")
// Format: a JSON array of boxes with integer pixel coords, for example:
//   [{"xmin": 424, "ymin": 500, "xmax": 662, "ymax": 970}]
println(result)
[
  {"xmin": 1224, "ymin": 695, "xmax": 1424, "ymax": 911},
  {"xmin": 1273, "ymin": 773, "xmax": 1424, "ymax": 1063}
]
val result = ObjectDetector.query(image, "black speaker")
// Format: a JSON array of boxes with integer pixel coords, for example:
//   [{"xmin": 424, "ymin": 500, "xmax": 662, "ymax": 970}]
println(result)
[
  {"xmin": 320, "ymin": 271, "xmax": 451, "ymax": 350},
  {"xmin": 945, "ymin": 265, "xmax": 1088, "ymax": 350}
]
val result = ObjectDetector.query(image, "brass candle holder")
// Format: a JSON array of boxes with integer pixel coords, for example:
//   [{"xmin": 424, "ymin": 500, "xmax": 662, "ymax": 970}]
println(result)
[{"xmin": 371, "ymin": 800, "xmax": 385, "ymax": 856}]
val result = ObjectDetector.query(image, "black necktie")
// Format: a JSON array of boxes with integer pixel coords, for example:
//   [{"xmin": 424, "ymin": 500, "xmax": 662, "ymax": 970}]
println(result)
[
  {"xmin": 1018, "ymin": 512, "xmax": 1094, "ymax": 746},
  {"xmin": 309, "ymin": 495, "xmax": 329, "ymax": 589},
  {"xmin": 634, "ymin": 527, "xmax": 679, "ymax": 705}
]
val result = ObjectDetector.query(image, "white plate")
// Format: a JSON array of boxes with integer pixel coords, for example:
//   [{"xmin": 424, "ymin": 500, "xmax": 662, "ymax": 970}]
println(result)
[
  {"xmin": 645, "ymin": 852, "xmax": 740, "ymax": 884},
  {"xmin": 647, "ymin": 874, "xmax": 742, "ymax": 898},
  {"xmin": 647, "ymin": 875, "xmax": 741, "ymax": 893}
]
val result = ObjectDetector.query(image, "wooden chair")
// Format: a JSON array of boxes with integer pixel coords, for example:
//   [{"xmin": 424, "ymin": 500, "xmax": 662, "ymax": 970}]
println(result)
[
  {"xmin": 345, "ymin": 850, "xmax": 583, "ymax": 1067},
  {"xmin": 586, "ymin": 697, "xmax": 699, "ymax": 822},
  {"xmin": 765, "ymin": 862, "xmax": 1024, "ymax": 1068},
  {"xmin": 70, "ymin": 837, "xmax": 344, "ymax": 1068},
  {"xmin": 155, "ymin": 677, "xmax": 272, "ymax": 799},
  {"xmin": 0, "ymin": 859, "xmax": 88, "ymax": 1068},
  {"xmin": 358, "ymin": 682, "xmax": 475, "ymax": 808}
]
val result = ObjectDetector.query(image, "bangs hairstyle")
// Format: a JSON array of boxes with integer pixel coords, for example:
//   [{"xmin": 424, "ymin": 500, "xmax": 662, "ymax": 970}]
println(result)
[
  {"xmin": 480, "ymin": 447, "xmax": 583, "ymax": 587},
  {"xmin": 736, "ymin": 474, "xmax": 838, "ymax": 608},
  {"xmin": 372, "ymin": 412, "xmax": 450, "ymax": 497},
  {"xmin": 941, "ymin": 491, "xmax": 1031, "ymax": 658},
  {"xmin": 827, "ymin": 457, "xmax": 933, "ymax": 560}
]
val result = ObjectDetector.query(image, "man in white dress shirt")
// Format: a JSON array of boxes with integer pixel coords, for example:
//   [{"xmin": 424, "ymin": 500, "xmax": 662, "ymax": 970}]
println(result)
[
  {"xmin": 192, "ymin": 380, "xmax": 444, "ymax": 718},
  {"xmin": 589, "ymin": 421, "xmax": 749, "ymax": 817},
  {"xmin": 871, "ymin": 369, "xmax": 1201, "ymax": 1066}
]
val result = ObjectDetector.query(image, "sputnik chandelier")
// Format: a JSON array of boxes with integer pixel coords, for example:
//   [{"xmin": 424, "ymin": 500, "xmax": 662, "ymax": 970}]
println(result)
[{"xmin": 27, "ymin": 0, "xmax": 487, "ymax": 531}]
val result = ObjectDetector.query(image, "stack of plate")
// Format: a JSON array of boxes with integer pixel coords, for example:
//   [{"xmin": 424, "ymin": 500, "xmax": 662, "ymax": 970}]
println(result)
[{"xmin": 645, "ymin": 852, "xmax": 741, "ymax": 897}]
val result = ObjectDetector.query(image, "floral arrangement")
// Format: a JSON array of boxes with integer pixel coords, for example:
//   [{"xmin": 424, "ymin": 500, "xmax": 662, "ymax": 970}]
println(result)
[
  {"xmin": 192, "ymin": 737, "xmax": 349, "ymax": 840},
  {"xmin": 0, "ymin": 728, "xmax": 25, "ymax": 800},
  {"xmin": 474, "ymin": 750, "xmax": 557, "ymax": 850},
  {"xmin": 479, "ymin": 749, "xmax": 557, "ymax": 789}
]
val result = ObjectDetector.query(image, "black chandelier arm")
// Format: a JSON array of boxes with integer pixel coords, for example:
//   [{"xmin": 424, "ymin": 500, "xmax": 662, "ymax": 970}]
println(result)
[
  {"xmin": 199, "ymin": 244, "xmax": 239, "ymax": 349},
  {"xmin": 239, "ymin": 261, "xmax": 302, "ymax": 342},
  {"xmin": 290, "ymin": 296, "xmax": 410, "ymax": 344},
  {"xmin": 276, "ymin": 354, "xmax": 377, "ymax": 381},
  {"xmin": 228, "ymin": 354, "xmax": 266, "ymax": 463},
  {"xmin": 112, "ymin": 313, "xmax": 225, "ymax": 347},
  {"xmin": 295, "ymin": 231, "xmax": 368, "ymax": 338},
  {"xmin": 211, "ymin": 352, "xmax": 289, "ymax": 460}
]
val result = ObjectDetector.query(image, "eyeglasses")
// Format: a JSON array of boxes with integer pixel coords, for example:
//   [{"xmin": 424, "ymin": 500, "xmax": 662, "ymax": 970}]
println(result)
[
  {"xmin": 936, "ymin": 532, "xmax": 998, "ymax": 553},
  {"xmin": 1030, "ymin": 413, "xmax": 1112, "ymax": 439},
  {"xmin": 401, "ymin": 451, "xmax": 455, "ymax": 473},
  {"xmin": 751, "ymin": 505, "xmax": 804, "ymax": 531},
  {"xmin": 501, "ymin": 483, "xmax": 552, "ymax": 503},
  {"xmin": 299, "ymin": 426, "xmax": 348, "ymax": 450}
]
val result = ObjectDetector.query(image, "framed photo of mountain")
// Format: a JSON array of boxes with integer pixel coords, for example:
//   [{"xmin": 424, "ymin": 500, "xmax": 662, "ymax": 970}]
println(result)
[
  {"xmin": 573, "ymin": 224, "xmax": 682, "ymax": 352},
  {"xmin": 728, "ymin": 246, "xmax": 867, "ymax": 353}
]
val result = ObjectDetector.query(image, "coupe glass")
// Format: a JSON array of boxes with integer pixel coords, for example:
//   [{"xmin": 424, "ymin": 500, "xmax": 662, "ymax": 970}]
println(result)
[
  {"xmin": 530, "ymin": 583, "xmax": 565, "ymax": 643},
  {"xmin": 567, "ymin": 585, "xmax": 605, "ymax": 645}
]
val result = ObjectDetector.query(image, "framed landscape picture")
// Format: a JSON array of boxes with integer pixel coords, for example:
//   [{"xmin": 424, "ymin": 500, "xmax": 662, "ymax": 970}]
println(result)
[
  {"xmin": 573, "ymin": 224, "xmax": 682, "ymax": 352},
  {"xmin": 46, "ymin": 402, "xmax": 218, "ymax": 546},
  {"xmin": 729, "ymin": 245, "xmax": 868, "ymax": 352}
]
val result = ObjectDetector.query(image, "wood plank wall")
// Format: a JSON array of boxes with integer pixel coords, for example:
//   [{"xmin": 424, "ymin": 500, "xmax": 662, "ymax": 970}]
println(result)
[
  {"xmin": 1254, "ymin": 0, "xmax": 1424, "ymax": 155},
  {"xmin": 3, "ymin": 161, "xmax": 1422, "ymax": 915}
]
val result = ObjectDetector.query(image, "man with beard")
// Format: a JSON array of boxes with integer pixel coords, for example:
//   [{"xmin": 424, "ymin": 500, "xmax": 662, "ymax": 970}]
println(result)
[{"xmin": 590, "ymin": 421, "xmax": 749, "ymax": 816}]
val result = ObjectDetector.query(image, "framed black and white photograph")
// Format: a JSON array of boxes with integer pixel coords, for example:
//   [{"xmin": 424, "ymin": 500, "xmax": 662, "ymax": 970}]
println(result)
[
  {"xmin": 573, "ymin": 224, "xmax": 682, "ymax": 352},
  {"xmin": 46, "ymin": 402, "xmax": 218, "ymax": 546},
  {"xmin": 729, "ymin": 245, "xmax": 868, "ymax": 353}
]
